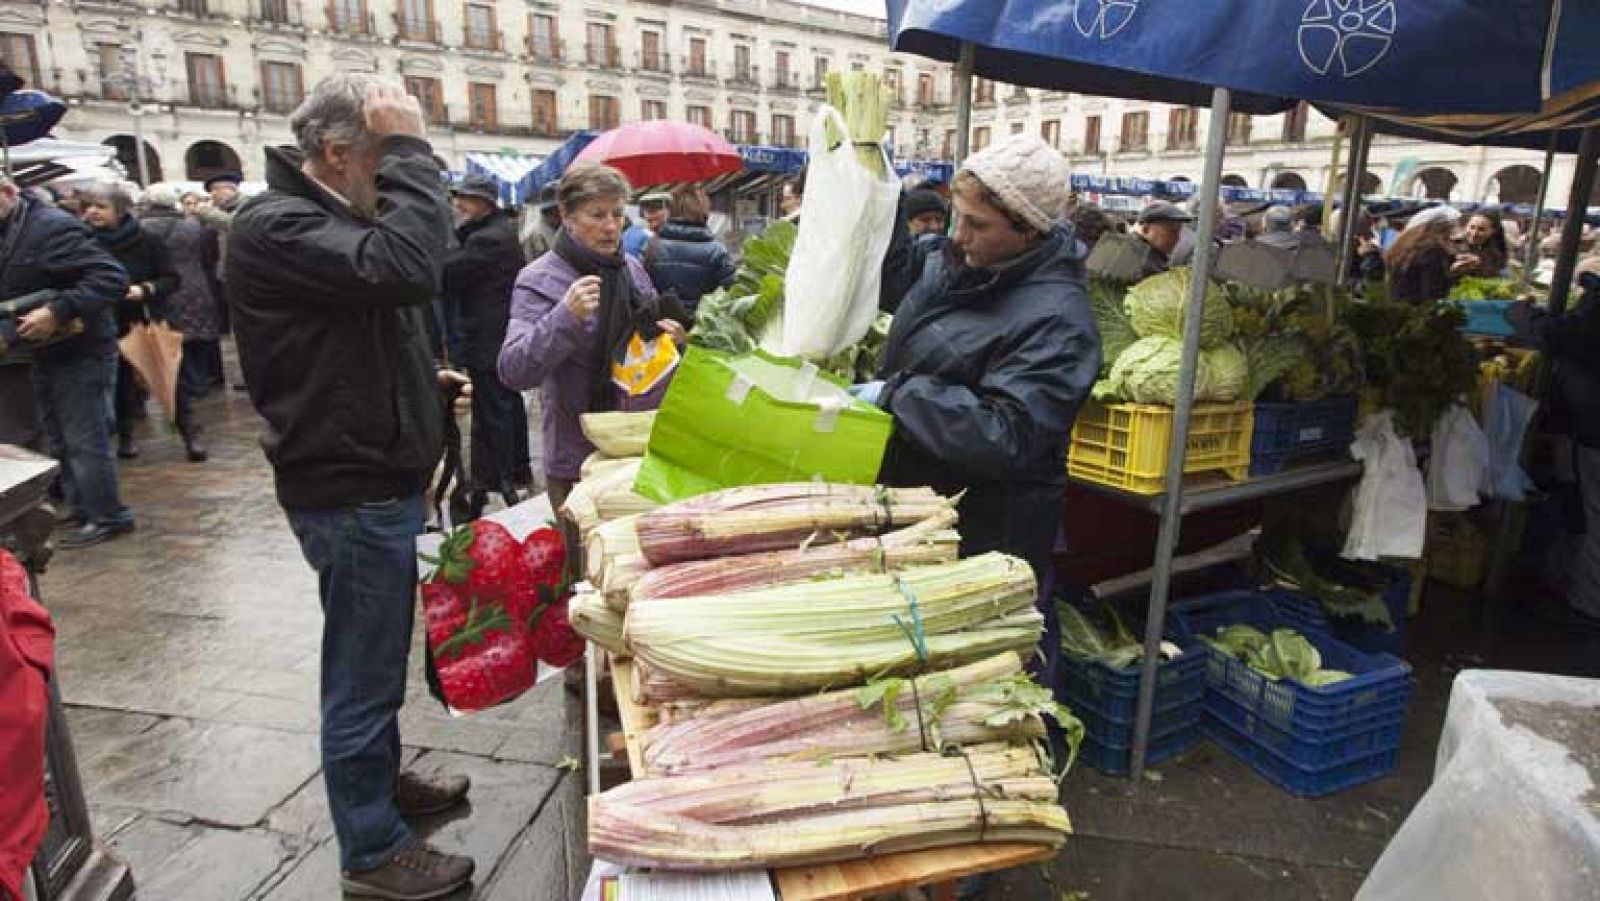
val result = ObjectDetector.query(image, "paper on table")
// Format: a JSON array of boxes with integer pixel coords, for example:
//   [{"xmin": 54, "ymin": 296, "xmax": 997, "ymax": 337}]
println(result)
[{"xmin": 619, "ymin": 871, "xmax": 778, "ymax": 901}]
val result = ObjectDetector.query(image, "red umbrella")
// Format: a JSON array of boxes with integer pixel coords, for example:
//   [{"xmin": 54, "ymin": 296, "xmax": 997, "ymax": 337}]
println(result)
[{"xmin": 573, "ymin": 121, "xmax": 742, "ymax": 186}]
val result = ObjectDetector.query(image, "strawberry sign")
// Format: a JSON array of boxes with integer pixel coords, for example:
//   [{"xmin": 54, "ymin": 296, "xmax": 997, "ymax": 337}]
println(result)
[{"xmin": 419, "ymin": 520, "xmax": 577, "ymax": 713}]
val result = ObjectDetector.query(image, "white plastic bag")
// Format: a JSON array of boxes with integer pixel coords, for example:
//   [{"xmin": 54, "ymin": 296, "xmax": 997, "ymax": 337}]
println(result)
[
  {"xmin": 777, "ymin": 104, "xmax": 901, "ymax": 359},
  {"xmin": 1428, "ymin": 404, "xmax": 1490, "ymax": 512},
  {"xmin": 1484, "ymin": 381, "xmax": 1539, "ymax": 502},
  {"xmin": 1344, "ymin": 410, "xmax": 1428, "ymax": 561}
]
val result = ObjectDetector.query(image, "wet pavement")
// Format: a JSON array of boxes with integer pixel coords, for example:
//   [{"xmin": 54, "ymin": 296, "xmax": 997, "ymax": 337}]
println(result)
[{"xmin": 39, "ymin": 352, "xmax": 587, "ymax": 901}]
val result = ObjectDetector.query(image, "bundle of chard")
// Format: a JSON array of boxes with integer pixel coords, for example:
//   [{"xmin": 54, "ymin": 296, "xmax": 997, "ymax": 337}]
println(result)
[
  {"xmin": 624, "ymin": 553, "xmax": 1042, "ymax": 696},
  {"xmin": 626, "ymin": 509, "xmax": 959, "ymax": 609},
  {"xmin": 633, "ymin": 661, "xmax": 722, "ymax": 706},
  {"xmin": 560, "ymin": 458, "xmax": 658, "ymax": 535},
  {"xmin": 634, "ymin": 483, "xmax": 954, "ymax": 567},
  {"xmin": 568, "ymin": 591, "xmax": 626, "ymax": 655},
  {"xmin": 584, "ymin": 514, "xmax": 644, "ymax": 586},
  {"xmin": 588, "ymin": 745, "xmax": 1070, "ymax": 870},
  {"xmin": 641, "ymin": 653, "xmax": 1051, "ymax": 776}
]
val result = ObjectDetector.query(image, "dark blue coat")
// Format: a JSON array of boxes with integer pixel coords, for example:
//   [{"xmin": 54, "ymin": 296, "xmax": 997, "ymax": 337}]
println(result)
[
  {"xmin": 0, "ymin": 196, "xmax": 127, "ymax": 363},
  {"xmin": 876, "ymin": 229, "xmax": 1101, "ymax": 577},
  {"xmin": 642, "ymin": 220, "xmax": 734, "ymax": 315}
]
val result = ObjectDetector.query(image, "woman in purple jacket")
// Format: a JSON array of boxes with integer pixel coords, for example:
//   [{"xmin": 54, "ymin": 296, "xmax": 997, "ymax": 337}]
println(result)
[{"xmin": 498, "ymin": 163, "xmax": 690, "ymax": 526}]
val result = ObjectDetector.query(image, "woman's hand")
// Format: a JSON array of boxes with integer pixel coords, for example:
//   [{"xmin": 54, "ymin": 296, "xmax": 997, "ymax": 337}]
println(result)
[
  {"xmin": 656, "ymin": 318, "xmax": 687, "ymax": 345},
  {"xmin": 564, "ymin": 275, "xmax": 602, "ymax": 321},
  {"xmin": 1451, "ymin": 254, "xmax": 1481, "ymax": 275}
]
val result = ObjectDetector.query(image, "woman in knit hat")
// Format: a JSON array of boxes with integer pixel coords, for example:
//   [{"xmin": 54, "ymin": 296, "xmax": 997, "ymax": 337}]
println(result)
[{"xmin": 857, "ymin": 133, "xmax": 1102, "ymax": 698}]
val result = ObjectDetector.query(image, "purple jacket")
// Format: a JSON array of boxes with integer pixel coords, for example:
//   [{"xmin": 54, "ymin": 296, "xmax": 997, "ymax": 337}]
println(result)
[{"xmin": 498, "ymin": 251, "xmax": 661, "ymax": 482}]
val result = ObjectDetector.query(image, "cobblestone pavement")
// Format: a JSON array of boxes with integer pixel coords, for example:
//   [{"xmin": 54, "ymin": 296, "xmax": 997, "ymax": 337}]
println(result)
[{"xmin": 39, "ymin": 356, "xmax": 586, "ymax": 901}]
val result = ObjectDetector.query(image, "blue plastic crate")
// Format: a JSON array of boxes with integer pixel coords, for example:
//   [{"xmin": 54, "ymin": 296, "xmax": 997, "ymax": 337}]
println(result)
[
  {"xmin": 1078, "ymin": 706, "xmax": 1205, "ymax": 777},
  {"xmin": 1269, "ymin": 572, "xmax": 1408, "ymax": 657},
  {"xmin": 1249, "ymin": 396, "xmax": 1358, "ymax": 476},
  {"xmin": 1054, "ymin": 643, "xmax": 1208, "ymax": 724},
  {"xmin": 1166, "ymin": 590, "xmax": 1413, "ymax": 734},
  {"xmin": 1066, "ymin": 694, "xmax": 1203, "ymax": 748},
  {"xmin": 1206, "ymin": 687, "xmax": 1405, "ymax": 769},
  {"xmin": 1454, "ymin": 299, "xmax": 1516, "ymax": 337},
  {"xmin": 1202, "ymin": 710, "xmax": 1400, "ymax": 797}
]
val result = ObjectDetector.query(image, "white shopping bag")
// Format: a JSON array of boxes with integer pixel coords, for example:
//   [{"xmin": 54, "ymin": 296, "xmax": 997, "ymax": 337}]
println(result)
[
  {"xmin": 777, "ymin": 104, "xmax": 901, "ymax": 359},
  {"xmin": 1343, "ymin": 410, "xmax": 1428, "ymax": 561},
  {"xmin": 1428, "ymin": 404, "xmax": 1490, "ymax": 512}
]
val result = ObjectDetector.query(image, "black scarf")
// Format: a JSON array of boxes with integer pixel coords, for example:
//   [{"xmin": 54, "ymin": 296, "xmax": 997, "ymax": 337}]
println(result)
[
  {"xmin": 552, "ymin": 228, "xmax": 655, "ymax": 413},
  {"xmin": 93, "ymin": 214, "xmax": 140, "ymax": 250}
]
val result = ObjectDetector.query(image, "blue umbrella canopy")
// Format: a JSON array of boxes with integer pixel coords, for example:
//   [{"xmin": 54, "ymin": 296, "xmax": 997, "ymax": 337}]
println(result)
[
  {"xmin": 0, "ymin": 90, "xmax": 66, "ymax": 146},
  {"xmin": 887, "ymin": 1, "xmax": 1596, "ymax": 116}
]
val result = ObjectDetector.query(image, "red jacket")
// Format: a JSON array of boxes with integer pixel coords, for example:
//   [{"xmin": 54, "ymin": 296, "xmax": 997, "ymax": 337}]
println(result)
[{"xmin": 0, "ymin": 550, "xmax": 52, "ymax": 900}]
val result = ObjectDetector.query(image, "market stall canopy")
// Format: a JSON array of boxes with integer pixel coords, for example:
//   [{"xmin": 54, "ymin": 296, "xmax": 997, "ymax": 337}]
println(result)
[
  {"xmin": 463, "ymin": 151, "xmax": 543, "ymax": 206},
  {"xmin": 1327, "ymin": 85, "xmax": 1600, "ymax": 153},
  {"xmin": 888, "ymin": 1, "xmax": 1597, "ymax": 116},
  {"xmin": 518, "ymin": 131, "xmax": 598, "ymax": 199},
  {"xmin": 1, "ymin": 90, "xmax": 66, "ymax": 146},
  {"xmin": 573, "ymin": 120, "xmax": 742, "ymax": 189}
]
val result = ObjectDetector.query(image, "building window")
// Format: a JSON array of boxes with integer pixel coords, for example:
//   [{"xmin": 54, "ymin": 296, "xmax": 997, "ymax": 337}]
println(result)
[
  {"xmin": 468, "ymin": 82, "xmax": 497, "ymax": 130},
  {"xmin": 1041, "ymin": 119, "xmax": 1060, "ymax": 148},
  {"xmin": 1119, "ymin": 111, "xmax": 1148, "ymax": 152},
  {"xmin": 641, "ymin": 98, "xmax": 667, "ymax": 121},
  {"xmin": 589, "ymin": 94, "xmax": 620, "ymax": 131},
  {"xmin": 96, "ymin": 44, "xmax": 128, "ymax": 100},
  {"xmin": 398, "ymin": 0, "xmax": 436, "ymax": 42},
  {"xmin": 687, "ymin": 36, "xmax": 709, "ymax": 77},
  {"xmin": 1083, "ymin": 115, "xmax": 1102, "ymax": 154},
  {"xmin": 640, "ymin": 30, "xmax": 665, "ymax": 72},
  {"xmin": 178, "ymin": 0, "xmax": 209, "ymax": 16},
  {"xmin": 186, "ymin": 53, "xmax": 227, "ymax": 108},
  {"xmin": 812, "ymin": 55, "xmax": 829, "ymax": 89},
  {"xmin": 730, "ymin": 109, "xmax": 757, "ymax": 144},
  {"xmin": 527, "ymin": 13, "xmax": 559, "ymax": 60},
  {"xmin": 771, "ymin": 113, "xmax": 795, "ymax": 148},
  {"xmin": 942, "ymin": 128, "xmax": 955, "ymax": 159},
  {"xmin": 851, "ymin": 60, "xmax": 864, "ymax": 72},
  {"xmin": 327, "ymin": 0, "xmax": 368, "ymax": 34},
  {"xmin": 732, "ymin": 44, "xmax": 753, "ymax": 83},
  {"xmin": 773, "ymin": 49, "xmax": 792, "ymax": 88},
  {"xmin": 464, "ymin": 3, "xmax": 498, "ymax": 50},
  {"xmin": 587, "ymin": 22, "xmax": 618, "ymax": 68},
  {"xmin": 1167, "ymin": 107, "xmax": 1199, "ymax": 151},
  {"xmin": 1, "ymin": 33, "xmax": 40, "ymax": 87},
  {"xmin": 1282, "ymin": 102, "xmax": 1308, "ymax": 143},
  {"xmin": 686, "ymin": 104, "xmax": 710, "ymax": 129},
  {"xmin": 404, "ymin": 75, "xmax": 443, "ymax": 123},
  {"xmin": 917, "ymin": 72, "xmax": 934, "ymax": 107},
  {"xmin": 1010, "ymin": 121, "xmax": 1025, "ymax": 135},
  {"xmin": 972, "ymin": 126, "xmax": 991, "ymax": 152},
  {"xmin": 259, "ymin": 61, "xmax": 303, "ymax": 113},
  {"xmin": 259, "ymin": 0, "xmax": 293, "ymax": 25},
  {"xmin": 884, "ymin": 68, "xmax": 901, "ymax": 105},
  {"xmin": 974, "ymin": 78, "xmax": 995, "ymax": 104},
  {"xmin": 1227, "ymin": 112, "xmax": 1253, "ymax": 146},
  {"xmin": 531, "ymin": 88, "xmax": 557, "ymax": 135}
]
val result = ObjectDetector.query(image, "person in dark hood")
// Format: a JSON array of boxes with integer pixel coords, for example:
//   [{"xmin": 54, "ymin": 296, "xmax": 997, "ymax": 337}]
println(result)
[
  {"xmin": 1068, "ymin": 204, "xmax": 1113, "ymax": 251},
  {"xmin": 904, "ymin": 187, "xmax": 948, "ymax": 237},
  {"xmin": 140, "ymin": 183, "xmax": 219, "ymax": 461},
  {"xmin": 443, "ymin": 174, "xmax": 530, "ymax": 506},
  {"xmin": 879, "ymin": 185, "xmax": 953, "ymax": 313},
  {"xmin": 857, "ymin": 134, "xmax": 1102, "ymax": 701},
  {"xmin": 643, "ymin": 184, "xmax": 735, "ymax": 317},
  {"xmin": 79, "ymin": 184, "xmax": 180, "ymax": 461}
]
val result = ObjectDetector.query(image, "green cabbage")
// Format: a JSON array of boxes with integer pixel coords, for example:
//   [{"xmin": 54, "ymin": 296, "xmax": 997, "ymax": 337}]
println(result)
[
  {"xmin": 1125, "ymin": 267, "xmax": 1235, "ymax": 349},
  {"xmin": 1205, "ymin": 343, "xmax": 1249, "ymax": 403},
  {"xmin": 1099, "ymin": 336, "xmax": 1249, "ymax": 405},
  {"xmin": 1089, "ymin": 278, "xmax": 1138, "ymax": 376}
]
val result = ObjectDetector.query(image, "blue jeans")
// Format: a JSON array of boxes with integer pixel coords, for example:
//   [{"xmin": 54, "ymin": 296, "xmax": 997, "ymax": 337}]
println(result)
[
  {"xmin": 32, "ymin": 352, "xmax": 132, "ymax": 527},
  {"xmin": 286, "ymin": 494, "xmax": 424, "ymax": 872}
]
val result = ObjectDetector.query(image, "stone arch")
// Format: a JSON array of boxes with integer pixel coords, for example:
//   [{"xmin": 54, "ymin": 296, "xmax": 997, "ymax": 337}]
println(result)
[
  {"xmin": 1489, "ymin": 164, "xmax": 1542, "ymax": 205},
  {"xmin": 102, "ymin": 135, "xmax": 162, "ymax": 185},
  {"xmin": 1360, "ymin": 172, "xmax": 1383, "ymax": 196},
  {"xmin": 1221, "ymin": 173, "xmax": 1249, "ymax": 188},
  {"xmin": 1409, "ymin": 167, "xmax": 1458, "ymax": 200},
  {"xmin": 1270, "ymin": 171, "xmax": 1307, "ymax": 191},
  {"xmin": 185, "ymin": 140, "xmax": 242, "ymax": 182},
  {"xmin": 1169, "ymin": 175, "xmax": 1191, "ymax": 183}
]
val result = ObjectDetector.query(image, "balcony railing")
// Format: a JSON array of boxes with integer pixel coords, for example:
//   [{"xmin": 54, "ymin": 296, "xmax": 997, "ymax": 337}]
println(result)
[
  {"xmin": 252, "ymin": 0, "xmax": 303, "ymax": 27},
  {"xmin": 325, "ymin": 5, "xmax": 375, "ymax": 35},
  {"xmin": 464, "ymin": 28, "xmax": 501, "ymax": 51},
  {"xmin": 680, "ymin": 55, "xmax": 717, "ymax": 81},
  {"xmin": 187, "ymin": 83, "xmax": 235, "ymax": 109},
  {"xmin": 1117, "ymin": 138, "xmax": 1148, "ymax": 154},
  {"xmin": 525, "ymin": 36, "xmax": 563, "ymax": 62},
  {"xmin": 396, "ymin": 16, "xmax": 441, "ymax": 43},
  {"xmin": 771, "ymin": 70, "xmax": 801, "ymax": 92},
  {"xmin": 585, "ymin": 43, "xmax": 622, "ymax": 68},
  {"xmin": 727, "ymin": 63, "xmax": 760, "ymax": 87},
  {"xmin": 769, "ymin": 133, "xmax": 801, "ymax": 149},
  {"xmin": 724, "ymin": 128, "xmax": 759, "ymax": 145},
  {"xmin": 636, "ymin": 50, "xmax": 670, "ymax": 75}
]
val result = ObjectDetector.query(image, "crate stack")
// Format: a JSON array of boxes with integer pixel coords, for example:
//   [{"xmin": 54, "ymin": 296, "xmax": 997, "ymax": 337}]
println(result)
[
  {"xmin": 1057, "ymin": 644, "xmax": 1208, "ymax": 775},
  {"xmin": 1248, "ymin": 394, "xmax": 1359, "ymax": 476},
  {"xmin": 1169, "ymin": 590, "xmax": 1413, "ymax": 797}
]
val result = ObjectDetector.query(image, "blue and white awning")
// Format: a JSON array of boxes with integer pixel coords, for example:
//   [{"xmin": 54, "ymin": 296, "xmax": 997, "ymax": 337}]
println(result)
[{"xmin": 464, "ymin": 152, "xmax": 544, "ymax": 207}]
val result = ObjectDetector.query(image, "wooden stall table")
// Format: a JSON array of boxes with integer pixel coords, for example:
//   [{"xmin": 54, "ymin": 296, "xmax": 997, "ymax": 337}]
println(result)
[{"xmin": 607, "ymin": 657, "xmax": 1058, "ymax": 901}]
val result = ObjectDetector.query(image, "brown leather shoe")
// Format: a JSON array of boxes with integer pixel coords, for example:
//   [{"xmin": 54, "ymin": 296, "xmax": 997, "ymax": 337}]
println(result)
[
  {"xmin": 395, "ymin": 770, "xmax": 471, "ymax": 818},
  {"xmin": 342, "ymin": 838, "xmax": 474, "ymax": 900}
]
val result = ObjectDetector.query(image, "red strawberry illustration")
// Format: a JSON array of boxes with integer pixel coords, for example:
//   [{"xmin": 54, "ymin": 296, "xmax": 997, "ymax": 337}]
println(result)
[
  {"xmin": 423, "ymin": 519, "xmax": 521, "ymax": 603},
  {"xmin": 432, "ymin": 599, "xmax": 537, "ymax": 711},
  {"xmin": 528, "ymin": 595, "xmax": 585, "ymax": 669},
  {"xmin": 420, "ymin": 577, "xmax": 470, "ymax": 650},
  {"xmin": 504, "ymin": 526, "xmax": 569, "ymax": 628}
]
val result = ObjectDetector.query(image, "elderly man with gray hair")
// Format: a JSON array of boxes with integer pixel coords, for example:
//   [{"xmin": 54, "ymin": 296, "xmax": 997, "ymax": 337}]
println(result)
[{"xmin": 227, "ymin": 73, "xmax": 473, "ymax": 899}]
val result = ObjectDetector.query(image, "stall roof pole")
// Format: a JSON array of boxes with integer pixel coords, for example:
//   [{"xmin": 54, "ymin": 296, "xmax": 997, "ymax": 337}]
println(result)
[
  {"xmin": 953, "ymin": 43, "xmax": 974, "ymax": 164},
  {"xmin": 1334, "ymin": 117, "xmax": 1372, "ymax": 281},
  {"xmin": 1548, "ymin": 126, "xmax": 1600, "ymax": 317},
  {"xmin": 1522, "ymin": 133, "xmax": 1559, "ymax": 288},
  {"xmin": 1129, "ymin": 85, "xmax": 1233, "ymax": 785}
]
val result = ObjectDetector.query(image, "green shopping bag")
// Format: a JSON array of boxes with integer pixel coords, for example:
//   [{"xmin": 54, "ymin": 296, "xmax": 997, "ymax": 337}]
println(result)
[{"xmin": 634, "ymin": 346, "xmax": 893, "ymax": 504}]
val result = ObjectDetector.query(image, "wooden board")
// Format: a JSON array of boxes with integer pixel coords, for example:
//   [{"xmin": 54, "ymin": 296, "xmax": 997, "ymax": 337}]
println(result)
[{"xmin": 605, "ymin": 656, "xmax": 1061, "ymax": 901}]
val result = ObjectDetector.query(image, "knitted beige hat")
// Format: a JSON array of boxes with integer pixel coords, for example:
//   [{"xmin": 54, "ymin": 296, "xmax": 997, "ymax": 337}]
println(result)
[{"xmin": 959, "ymin": 134, "xmax": 1071, "ymax": 234}]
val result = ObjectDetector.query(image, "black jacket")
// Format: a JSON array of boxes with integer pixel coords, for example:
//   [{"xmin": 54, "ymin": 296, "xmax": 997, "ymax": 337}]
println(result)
[
  {"xmin": 442, "ymin": 208, "xmax": 521, "ymax": 371},
  {"xmin": 227, "ymin": 137, "xmax": 450, "ymax": 511},
  {"xmin": 643, "ymin": 220, "xmax": 735, "ymax": 315},
  {"xmin": 94, "ymin": 216, "xmax": 180, "ymax": 335},
  {"xmin": 1511, "ymin": 289, "xmax": 1600, "ymax": 448},
  {"xmin": 0, "ymin": 196, "xmax": 127, "ymax": 364},
  {"xmin": 1389, "ymin": 244, "xmax": 1453, "ymax": 306},
  {"xmin": 876, "ymin": 230, "xmax": 1102, "ymax": 577}
]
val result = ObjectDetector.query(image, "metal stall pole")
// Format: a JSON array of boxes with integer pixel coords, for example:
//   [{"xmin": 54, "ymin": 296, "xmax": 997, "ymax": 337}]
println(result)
[
  {"xmin": 1129, "ymin": 86, "xmax": 1233, "ymax": 783},
  {"xmin": 1522, "ymin": 133, "xmax": 1560, "ymax": 287},
  {"xmin": 1548, "ymin": 126, "xmax": 1600, "ymax": 318},
  {"xmin": 953, "ymin": 43, "xmax": 975, "ymax": 163},
  {"xmin": 1334, "ymin": 117, "xmax": 1372, "ymax": 281}
]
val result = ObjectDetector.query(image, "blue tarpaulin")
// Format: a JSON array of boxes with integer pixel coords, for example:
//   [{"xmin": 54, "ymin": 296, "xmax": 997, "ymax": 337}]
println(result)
[
  {"xmin": 887, "ymin": 1, "xmax": 1597, "ymax": 116},
  {"xmin": 517, "ymin": 132, "xmax": 598, "ymax": 201},
  {"xmin": 464, "ymin": 152, "xmax": 544, "ymax": 207}
]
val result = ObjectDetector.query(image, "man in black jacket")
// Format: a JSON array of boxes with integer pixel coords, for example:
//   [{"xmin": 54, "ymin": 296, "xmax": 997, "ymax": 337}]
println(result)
[
  {"xmin": 0, "ymin": 178, "xmax": 133, "ymax": 548},
  {"xmin": 443, "ymin": 174, "xmax": 529, "ymax": 507},
  {"xmin": 227, "ymin": 74, "xmax": 473, "ymax": 900}
]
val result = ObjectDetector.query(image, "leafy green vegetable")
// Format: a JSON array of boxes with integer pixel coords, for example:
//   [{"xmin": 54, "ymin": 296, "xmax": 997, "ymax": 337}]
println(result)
[
  {"xmin": 1448, "ymin": 277, "xmax": 1518, "ymax": 301},
  {"xmin": 1097, "ymin": 336, "xmax": 1249, "ymax": 405},
  {"xmin": 1342, "ymin": 301, "xmax": 1479, "ymax": 437},
  {"xmin": 1203, "ymin": 624, "xmax": 1350, "ymax": 687},
  {"xmin": 1302, "ymin": 670, "xmax": 1353, "ymax": 687},
  {"xmin": 971, "ymin": 676, "xmax": 1084, "ymax": 773},
  {"xmin": 1125, "ymin": 268, "xmax": 1235, "ymax": 349},
  {"xmin": 1089, "ymin": 277, "xmax": 1138, "ymax": 377},
  {"xmin": 1259, "ymin": 527, "xmax": 1394, "ymax": 630}
]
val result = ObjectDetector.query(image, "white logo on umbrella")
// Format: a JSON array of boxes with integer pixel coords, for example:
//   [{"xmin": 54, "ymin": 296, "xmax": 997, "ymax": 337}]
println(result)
[
  {"xmin": 1299, "ymin": 0, "xmax": 1397, "ymax": 77},
  {"xmin": 1074, "ymin": 0, "xmax": 1140, "ymax": 40}
]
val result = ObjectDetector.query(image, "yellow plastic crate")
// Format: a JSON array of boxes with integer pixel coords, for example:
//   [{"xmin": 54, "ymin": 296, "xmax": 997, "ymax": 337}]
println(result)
[{"xmin": 1068, "ymin": 401, "xmax": 1253, "ymax": 495}]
